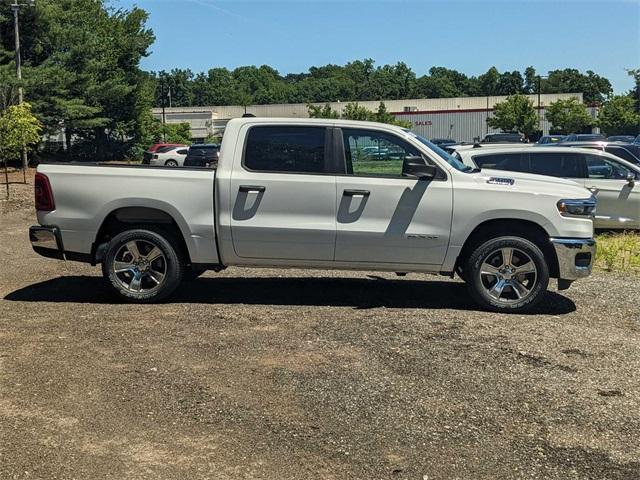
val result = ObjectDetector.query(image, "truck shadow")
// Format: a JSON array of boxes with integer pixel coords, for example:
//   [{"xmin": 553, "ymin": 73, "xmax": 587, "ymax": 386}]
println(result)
[{"xmin": 5, "ymin": 275, "xmax": 576, "ymax": 314}]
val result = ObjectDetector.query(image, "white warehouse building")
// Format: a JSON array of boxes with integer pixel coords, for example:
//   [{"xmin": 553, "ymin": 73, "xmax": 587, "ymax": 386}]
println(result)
[{"xmin": 152, "ymin": 93, "xmax": 594, "ymax": 143}]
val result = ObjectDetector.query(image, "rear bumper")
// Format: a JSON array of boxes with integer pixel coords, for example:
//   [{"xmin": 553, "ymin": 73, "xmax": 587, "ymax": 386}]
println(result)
[
  {"xmin": 29, "ymin": 225, "xmax": 65, "ymax": 260},
  {"xmin": 550, "ymin": 237, "xmax": 596, "ymax": 281}
]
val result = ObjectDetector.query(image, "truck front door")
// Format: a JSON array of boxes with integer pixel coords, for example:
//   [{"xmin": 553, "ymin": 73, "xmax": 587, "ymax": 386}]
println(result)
[{"xmin": 334, "ymin": 127, "xmax": 453, "ymax": 266}]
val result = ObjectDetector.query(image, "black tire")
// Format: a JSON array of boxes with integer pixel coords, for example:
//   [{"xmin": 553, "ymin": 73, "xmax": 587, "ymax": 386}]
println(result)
[
  {"xmin": 102, "ymin": 228, "xmax": 184, "ymax": 303},
  {"xmin": 165, "ymin": 159, "xmax": 178, "ymax": 167},
  {"xmin": 465, "ymin": 236, "xmax": 549, "ymax": 313}
]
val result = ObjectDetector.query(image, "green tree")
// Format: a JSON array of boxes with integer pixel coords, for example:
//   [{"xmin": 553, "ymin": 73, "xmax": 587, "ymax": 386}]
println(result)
[
  {"xmin": 487, "ymin": 94, "xmax": 538, "ymax": 138},
  {"xmin": 597, "ymin": 95, "xmax": 640, "ymax": 136},
  {"xmin": 341, "ymin": 102, "xmax": 371, "ymax": 121},
  {"xmin": 149, "ymin": 121, "xmax": 192, "ymax": 145},
  {"xmin": 0, "ymin": 0, "xmax": 155, "ymax": 160},
  {"xmin": 544, "ymin": 69, "xmax": 612, "ymax": 104},
  {"xmin": 0, "ymin": 102, "xmax": 42, "ymax": 163},
  {"xmin": 307, "ymin": 103, "xmax": 339, "ymax": 118},
  {"xmin": 545, "ymin": 97, "xmax": 593, "ymax": 134},
  {"xmin": 371, "ymin": 102, "xmax": 411, "ymax": 128}
]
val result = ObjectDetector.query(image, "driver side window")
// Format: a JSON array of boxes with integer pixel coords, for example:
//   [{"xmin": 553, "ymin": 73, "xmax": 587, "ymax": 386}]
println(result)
[
  {"xmin": 342, "ymin": 128, "xmax": 420, "ymax": 177},
  {"xmin": 586, "ymin": 155, "xmax": 634, "ymax": 180}
]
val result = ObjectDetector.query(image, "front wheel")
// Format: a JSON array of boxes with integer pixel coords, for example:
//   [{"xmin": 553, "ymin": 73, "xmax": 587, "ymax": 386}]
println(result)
[
  {"xmin": 102, "ymin": 228, "xmax": 184, "ymax": 302},
  {"xmin": 465, "ymin": 236, "xmax": 549, "ymax": 313},
  {"xmin": 165, "ymin": 159, "xmax": 178, "ymax": 167}
]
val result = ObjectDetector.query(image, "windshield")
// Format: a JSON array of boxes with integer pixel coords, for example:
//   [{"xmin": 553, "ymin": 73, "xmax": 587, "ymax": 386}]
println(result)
[{"xmin": 405, "ymin": 130, "xmax": 475, "ymax": 172}]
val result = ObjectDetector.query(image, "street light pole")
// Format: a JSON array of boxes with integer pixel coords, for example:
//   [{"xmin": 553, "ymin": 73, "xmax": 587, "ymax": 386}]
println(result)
[{"xmin": 11, "ymin": 0, "xmax": 28, "ymax": 183}]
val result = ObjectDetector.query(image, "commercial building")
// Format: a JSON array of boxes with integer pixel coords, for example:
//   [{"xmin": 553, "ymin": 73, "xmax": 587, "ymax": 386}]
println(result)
[{"xmin": 152, "ymin": 93, "xmax": 595, "ymax": 143}]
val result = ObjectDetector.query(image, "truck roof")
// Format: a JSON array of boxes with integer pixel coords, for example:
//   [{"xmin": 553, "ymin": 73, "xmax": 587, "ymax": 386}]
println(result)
[{"xmin": 226, "ymin": 116, "xmax": 409, "ymax": 133}]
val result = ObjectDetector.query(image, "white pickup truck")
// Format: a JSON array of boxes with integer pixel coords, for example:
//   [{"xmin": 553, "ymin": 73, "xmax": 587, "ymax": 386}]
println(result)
[{"xmin": 30, "ymin": 118, "xmax": 597, "ymax": 312}]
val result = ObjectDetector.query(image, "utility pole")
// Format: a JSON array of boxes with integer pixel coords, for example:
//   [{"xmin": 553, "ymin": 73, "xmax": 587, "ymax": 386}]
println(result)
[
  {"xmin": 11, "ymin": 0, "xmax": 30, "ymax": 183},
  {"xmin": 161, "ymin": 82, "xmax": 166, "ymax": 142},
  {"xmin": 537, "ymin": 76, "xmax": 542, "ymax": 131}
]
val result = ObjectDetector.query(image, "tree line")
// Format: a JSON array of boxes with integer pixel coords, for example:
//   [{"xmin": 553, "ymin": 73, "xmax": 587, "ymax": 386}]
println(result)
[{"xmin": 151, "ymin": 62, "xmax": 615, "ymax": 109}]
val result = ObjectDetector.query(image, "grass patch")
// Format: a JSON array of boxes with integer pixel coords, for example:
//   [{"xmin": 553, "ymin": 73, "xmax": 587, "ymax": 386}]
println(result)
[
  {"xmin": 353, "ymin": 160, "xmax": 403, "ymax": 175},
  {"xmin": 595, "ymin": 232, "xmax": 640, "ymax": 274}
]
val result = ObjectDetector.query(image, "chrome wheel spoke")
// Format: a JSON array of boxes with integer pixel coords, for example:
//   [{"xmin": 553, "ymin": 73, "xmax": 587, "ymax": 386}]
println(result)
[
  {"xmin": 129, "ymin": 272, "xmax": 143, "ymax": 291},
  {"xmin": 126, "ymin": 241, "xmax": 141, "ymax": 261},
  {"xmin": 514, "ymin": 261, "xmax": 536, "ymax": 275},
  {"xmin": 147, "ymin": 269, "xmax": 165, "ymax": 285},
  {"xmin": 501, "ymin": 247, "xmax": 514, "ymax": 267},
  {"xmin": 114, "ymin": 261, "xmax": 136, "ymax": 273},
  {"xmin": 481, "ymin": 263, "xmax": 500, "ymax": 276},
  {"xmin": 510, "ymin": 279, "xmax": 529, "ymax": 299},
  {"xmin": 145, "ymin": 246, "xmax": 163, "ymax": 263},
  {"xmin": 488, "ymin": 279, "xmax": 506, "ymax": 299}
]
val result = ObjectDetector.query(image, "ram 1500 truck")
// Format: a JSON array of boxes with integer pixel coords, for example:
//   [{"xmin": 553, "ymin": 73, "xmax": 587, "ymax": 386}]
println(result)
[{"xmin": 30, "ymin": 118, "xmax": 597, "ymax": 312}]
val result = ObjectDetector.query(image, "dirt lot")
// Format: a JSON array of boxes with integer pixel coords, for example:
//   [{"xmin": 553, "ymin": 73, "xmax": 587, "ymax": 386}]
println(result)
[{"xmin": 1, "ymin": 174, "xmax": 640, "ymax": 479}]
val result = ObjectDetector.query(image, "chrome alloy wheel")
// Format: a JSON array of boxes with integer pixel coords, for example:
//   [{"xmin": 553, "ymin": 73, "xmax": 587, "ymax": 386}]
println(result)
[
  {"xmin": 479, "ymin": 247, "xmax": 538, "ymax": 304},
  {"xmin": 112, "ymin": 240, "xmax": 167, "ymax": 293}
]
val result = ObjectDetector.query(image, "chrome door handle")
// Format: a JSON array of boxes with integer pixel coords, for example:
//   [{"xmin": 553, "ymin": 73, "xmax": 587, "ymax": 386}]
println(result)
[
  {"xmin": 343, "ymin": 189, "xmax": 370, "ymax": 197},
  {"xmin": 239, "ymin": 185, "xmax": 265, "ymax": 193}
]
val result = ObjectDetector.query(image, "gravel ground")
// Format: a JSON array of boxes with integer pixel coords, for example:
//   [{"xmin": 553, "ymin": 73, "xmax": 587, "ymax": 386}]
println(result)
[{"xmin": 1, "ymin": 175, "xmax": 640, "ymax": 479}]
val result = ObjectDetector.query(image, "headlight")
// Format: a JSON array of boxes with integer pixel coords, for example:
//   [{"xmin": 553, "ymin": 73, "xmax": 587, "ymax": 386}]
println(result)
[{"xmin": 557, "ymin": 198, "xmax": 597, "ymax": 218}]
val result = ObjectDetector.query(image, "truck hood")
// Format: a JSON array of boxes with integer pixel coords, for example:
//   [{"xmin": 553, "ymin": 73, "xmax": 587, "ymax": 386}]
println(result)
[{"xmin": 472, "ymin": 168, "xmax": 592, "ymax": 198}]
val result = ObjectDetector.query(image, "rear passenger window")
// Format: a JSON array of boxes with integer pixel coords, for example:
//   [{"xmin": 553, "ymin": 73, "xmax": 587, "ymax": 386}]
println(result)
[
  {"xmin": 473, "ymin": 153, "xmax": 526, "ymax": 172},
  {"xmin": 529, "ymin": 152, "xmax": 585, "ymax": 178},
  {"xmin": 244, "ymin": 126, "xmax": 326, "ymax": 173}
]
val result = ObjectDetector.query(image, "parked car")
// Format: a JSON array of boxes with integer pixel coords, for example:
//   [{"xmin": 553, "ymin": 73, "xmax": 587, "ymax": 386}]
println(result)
[
  {"xmin": 143, "ymin": 143, "xmax": 188, "ymax": 164},
  {"xmin": 148, "ymin": 146, "xmax": 189, "ymax": 167},
  {"xmin": 183, "ymin": 144, "xmax": 219, "ymax": 167},
  {"xmin": 481, "ymin": 133, "xmax": 525, "ymax": 143},
  {"xmin": 559, "ymin": 133, "xmax": 606, "ymax": 142},
  {"xmin": 456, "ymin": 146, "xmax": 639, "ymax": 230},
  {"xmin": 537, "ymin": 135, "xmax": 566, "ymax": 144},
  {"xmin": 446, "ymin": 142, "xmax": 534, "ymax": 154},
  {"xmin": 551, "ymin": 141, "xmax": 640, "ymax": 166},
  {"xmin": 607, "ymin": 135, "xmax": 635, "ymax": 143},
  {"xmin": 30, "ymin": 118, "xmax": 597, "ymax": 312},
  {"xmin": 430, "ymin": 138, "xmax": 457, "ymax": 147}
]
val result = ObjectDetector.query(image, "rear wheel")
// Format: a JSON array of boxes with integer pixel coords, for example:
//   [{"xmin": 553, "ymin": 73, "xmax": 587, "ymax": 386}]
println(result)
[
  {"xmin": 102, "ymin": 228, "xmax": 183, "ymax": 302},
  {"xmin": 466, "ymin": 236, "xmax": 549, "ymax": 312}
]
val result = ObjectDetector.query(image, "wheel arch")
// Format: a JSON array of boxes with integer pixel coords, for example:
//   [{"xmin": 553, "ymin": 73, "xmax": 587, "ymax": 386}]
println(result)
[
  {"xmin": 456, "ymin": 218, "xmax": 560, "ymax": 278},
  {"xmin": 92, "ymin": 206, "xmax": 192, "ymax": 265}
]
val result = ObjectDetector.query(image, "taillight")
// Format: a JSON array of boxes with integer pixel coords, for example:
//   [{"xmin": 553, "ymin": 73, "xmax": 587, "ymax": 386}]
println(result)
[
  {"xmin": 153, "ymin": 154, "xmax": 159, "ymax": 159},
  {"xmin": 34, "ymin": 173, "xmax": 55, "ymax": 211}
]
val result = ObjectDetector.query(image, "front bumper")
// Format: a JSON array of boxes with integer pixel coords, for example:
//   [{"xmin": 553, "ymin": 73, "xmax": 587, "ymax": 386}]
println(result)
[
  {"xmin": 29, "ymin": 226, "xmax": 65, "ymax": 260},
  {"xmin": 550, "ymin": 237, "xmax": 596, "ymax": 281}
]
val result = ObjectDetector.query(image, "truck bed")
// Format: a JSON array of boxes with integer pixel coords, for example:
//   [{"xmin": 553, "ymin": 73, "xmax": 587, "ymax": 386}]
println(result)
[{"xmin": 35, "ymin": 163, "xmax": 219, "ymax": 265}]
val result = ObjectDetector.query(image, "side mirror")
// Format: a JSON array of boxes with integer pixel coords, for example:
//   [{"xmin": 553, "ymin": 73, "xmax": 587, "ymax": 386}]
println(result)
[
  {"xmin": 627, "ymin": 172, "xmax": 636, "ymax": 187},
  {"xmin": 402, "ymin": 155, "xmax": 437, "ymax": 180}
]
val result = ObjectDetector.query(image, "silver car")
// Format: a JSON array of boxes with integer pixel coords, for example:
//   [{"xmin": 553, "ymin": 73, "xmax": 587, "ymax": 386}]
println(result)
[{"xmin": 457, "ymin": 146, "xmax": 640, "ymax": 229}]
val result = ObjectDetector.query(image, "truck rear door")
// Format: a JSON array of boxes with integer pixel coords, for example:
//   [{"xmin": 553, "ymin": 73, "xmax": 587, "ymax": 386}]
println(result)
[{"xmin": 229, "ymin": 125, "xmax": 337, "ymax": 261}]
